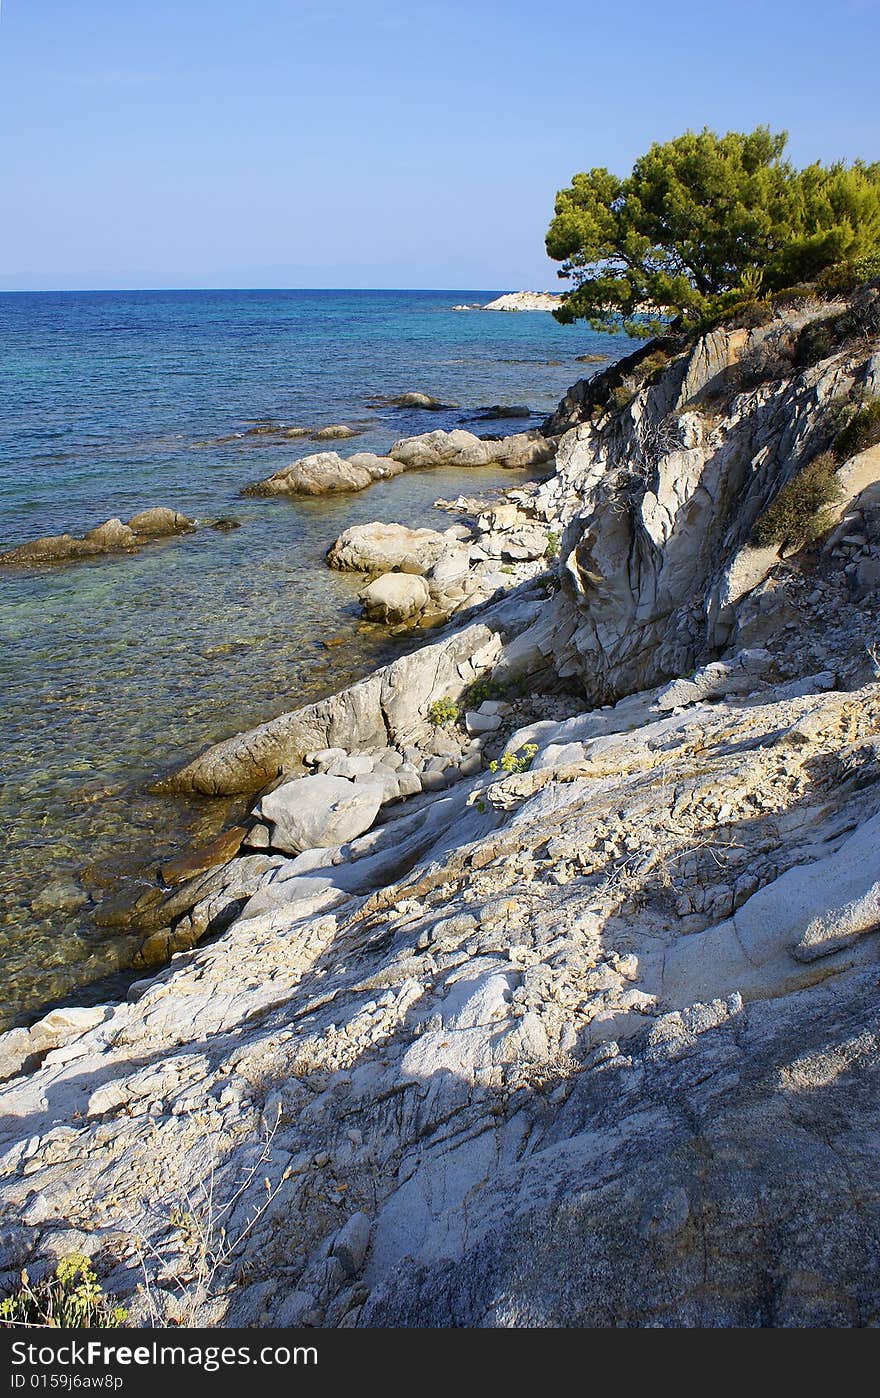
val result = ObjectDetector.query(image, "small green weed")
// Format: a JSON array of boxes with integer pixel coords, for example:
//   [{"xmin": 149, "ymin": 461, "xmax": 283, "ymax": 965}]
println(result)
[
  {"xmin": 489, "ymin": 743, "xmax": 539, "ymax": 775},
  {"xmin": 427, "ymin": 697, "xmax": 460, "ymax": 727},
  {"xmin": 0, "ymin": 1255, "xmax": 127, "ymax": 1329}
]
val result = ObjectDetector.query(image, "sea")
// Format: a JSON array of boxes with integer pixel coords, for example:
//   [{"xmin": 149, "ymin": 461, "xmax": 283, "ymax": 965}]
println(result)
[{"xmin": 0, "ymin": 288, "xmax": 624, "ymax": 1028}]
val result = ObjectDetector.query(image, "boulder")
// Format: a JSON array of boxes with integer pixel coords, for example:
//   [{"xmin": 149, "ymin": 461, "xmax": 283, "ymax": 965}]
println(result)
[
  {"xmin": 162, "ymin": 622, "xmax": 504, "ymax": 796},
  {"xmin": 243, "ymin": 452, "xmax": 374, "ymax": 497},
  {"xmin": 389, "ymin": 430, "xmax": 495, "ymax": 469},
  {"xmin": 127, "ymin": 507, "xmax": 193, "ymax": 537},
  {"xmin": 493, "ymin": 433, "xmax": 557, "ymax": 469},
  {"xmin": 327, "ymin": 522, "xmax": 449, "ymax": 574},
  {"xmin": 368, "ymin": 392, "xmax": 456, "ymax": 411},
  {"xmin": 84, "ymin": 518, "xmax": 137, "ymax": 550},
  {"xmin": 311, "ymin": 424, "xmax": 361, "ymax": 441},
  {"xmin": 427, "ymin": 548, "xmax": 471, "ymax": 595},
  {"xmin": 360, "ymin": 573, "xmax": 430, "ymax": 623},
  {"xmin": 258, "ymin": 774, "xmax": 382, "ymax": 853},
  {"xmin": 387, "ymin": 428, "xmax": 554, "ymax": 472},
  {"xmin": 481, "ymin": 524, "xmax": 550, "ymax": 561},
  {"xmin": 159, "ymin": 825, "xmax": 249, "ymax": 886},
  {"xmin": 347, "ymin": 452, "xmax": 407, "ymax": 481}
]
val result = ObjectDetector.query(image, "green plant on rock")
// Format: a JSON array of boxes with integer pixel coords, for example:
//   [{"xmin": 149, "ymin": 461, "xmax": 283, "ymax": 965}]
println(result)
[
  {"xmin": 0, "ymin": 1255, "xmax": 127, "ymax": 1329},
  {"xmin": 834, "ymin": 396, "xmax": 880, "ymax": 461},
  {"xmin": 610, "ymin": 384, "xmax": 635, "ymax": 412},
  {"xmin": 489, "ymin": 743, "xmax": 539, "ymax": 775},
  {"xmin": 753, "ymin": 452, "xmax": 841, "ymax": 549},
  {"xmin": 427, "ymin": 697, "xmax": 460, "ymax": 727},
  {"xmin": 466, "ymin": 676, "xmax": 508, "ymax": 708},
  {"xmin": 544, "ymin": 530, "xmax": 561, "ymax": 559}
]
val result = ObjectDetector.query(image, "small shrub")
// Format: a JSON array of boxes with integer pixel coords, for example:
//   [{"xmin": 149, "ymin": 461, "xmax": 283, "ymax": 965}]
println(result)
[
  {"xmin": 770, "ymin": 282, "xmax": 818, "ymax": 310},
  {"xmin": 818, "ymin": 254, "xmax": 880, "ymax": 296},
  {"xmin": 466, "ymin": 676, "xmax": 507, "ymax": 708},
  {"xmin": 427, "ymin": 697, "xmax": 460, "ymax": 727},
  {"xmin": 793, "ymin": 315, "xmax": 839, "ymax": 369},
  {"xmin": 834, "ymin": 397, "xmax": 880, "ymax": 461},
  {"xmin": 489, "ymin": 743, "xmax": 539, "ymax": 775},
  {"xmin": 734, "ymin": 326, "xmax": 796, "ymax": 389},
  {"xmin": 0, "ymin": 1256, "xmax": 127, "ymax": 1329},
  {"xmin": 544, "ymin": 530, "xmax": 561, "ymax": 560},
  {"xmin": 638, "ymin": 350, "xmax": 670, "ymax": 386},
  {"xmin": 853, "ymin": 252, "xmax": 880, "ymax": 284},
  {"xmin": 753, "ymin": 452, "xmax": 841, "ymax": 549},
  {"xmin": 610, "ymin": 384, "xmax": 635, "ymax": 413}
]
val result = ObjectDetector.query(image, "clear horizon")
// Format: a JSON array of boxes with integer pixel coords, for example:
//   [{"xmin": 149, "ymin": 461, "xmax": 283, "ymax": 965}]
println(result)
[{"xmin": 2, "ymin": 0, "xmax": 879, "ymax": 293}]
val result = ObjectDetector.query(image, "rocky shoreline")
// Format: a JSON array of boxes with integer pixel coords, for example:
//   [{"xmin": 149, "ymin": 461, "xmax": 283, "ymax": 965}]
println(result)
[{"xmin": 1, "ymin": 288, "xmax": 880, "ymax": 1327}]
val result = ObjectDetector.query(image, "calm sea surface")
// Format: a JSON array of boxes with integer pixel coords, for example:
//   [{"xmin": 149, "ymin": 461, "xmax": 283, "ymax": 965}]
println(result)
[{"xmin": 0, "ymin": 289, "xmax": 624, "ymax": 1027}]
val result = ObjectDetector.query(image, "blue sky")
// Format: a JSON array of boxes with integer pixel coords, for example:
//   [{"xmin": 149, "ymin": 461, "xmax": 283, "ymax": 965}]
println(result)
[{"xmin": 1, "ymin": 0, "xmax": 879, "ymax": 290}]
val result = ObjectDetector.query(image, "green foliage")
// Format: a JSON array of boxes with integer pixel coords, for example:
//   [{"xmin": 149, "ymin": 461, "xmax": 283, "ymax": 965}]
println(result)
[
  {"xmin": 544, "ymin": 530, "xmax": 561, "ymax": 559},
  {"xmin": 834, "ymin": 397, "xmax": 880, "ymax": 461},
  {"xmin": 427, "ymin": 697, "xmax": 460, "ymax": 727},
  {"xmin": 753, "ymin": 453, "xmax": 841, "ymax": 548},
  {"xmin": 466, "ymin": 676, "xmax": 508, "ymax": 707},
  {"xmin": 547, "ymin": 126, "xmax": 880, "ymax": 335},
  {"xmin": 0, "ymin": 1255, "xmax": 127, "ymax": 1329},
  {"xmin": 489, "ymin": 743, "xmax": 539, "ymax": 775}
]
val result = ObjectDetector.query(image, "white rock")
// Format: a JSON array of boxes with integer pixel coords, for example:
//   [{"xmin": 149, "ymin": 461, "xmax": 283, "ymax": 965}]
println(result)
[
  {"xmin": 360, "ymin": 573, "xmax": 430, "ymax": 624},
  {"xmin": 466, "ymin": 710, "xmax": 502, "ymax": 735},
  {"xmin": 258, "ymin": 774, "xmax": 382, "ymax": 854}
]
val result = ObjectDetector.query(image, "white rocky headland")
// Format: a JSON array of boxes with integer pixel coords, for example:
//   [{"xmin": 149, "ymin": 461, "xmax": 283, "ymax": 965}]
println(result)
[{"xmin": 482, "ymin": 291, "xmax": 564, "ymax": 311}]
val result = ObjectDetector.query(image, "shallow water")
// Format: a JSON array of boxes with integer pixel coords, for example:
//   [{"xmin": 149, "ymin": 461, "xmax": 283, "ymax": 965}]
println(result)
[{"xmin": 0, "ymin": 290, "xmax": 624, "ymax": 1028}]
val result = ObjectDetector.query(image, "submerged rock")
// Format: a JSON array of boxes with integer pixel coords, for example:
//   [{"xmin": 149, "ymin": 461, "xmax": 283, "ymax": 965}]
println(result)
[
  {"xmin": 0, "ymin": 507, "xmax": 195, "ymax": 567},
  {"xmin": 159, "ymin": 825, "xmax": 249, "ymax": 886},
  {"xmin": 243, "ymin": 430, "xmax": 556, "ymax": 498},
  {"xmin": 311, "ymin": 424, "xmax": 362, "ymax": 441},
  {"xmin": 368, "ymin": 392, "xmax": 456, "ymax": 411},
  {"xmin": 245, "ymin": 422, "xmax": 312, "ymax": 439}
]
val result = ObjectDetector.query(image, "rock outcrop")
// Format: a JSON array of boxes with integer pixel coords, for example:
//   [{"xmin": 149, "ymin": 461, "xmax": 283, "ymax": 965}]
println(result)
[
  {"xmin": 159, "ymin": 614, "xmax": 516, "ymax": 796},
  {"xmin": 327, "ymin": 522, "xmax": 451, "ymax": 574},
  {"xmin": 516, "ymin": 297, "xmax": 880, "ymax": 702},
  {"xmin": 483, "ymin": 292, "xmax": 563, "ymax": 312},
  {"xmin": 366, "ymin": 392, "xmax": 456, "ymax": 411},
  {"xmin": 242, "ymin": 430, "xmax": 556, "ymax": 498},
  {"xmin": 327, "ymin": 506, "xmax": 559, "ymax": 629},
  {"xmin": 0, "ymin": 508, "xmax": 195, "ymax": 567}
]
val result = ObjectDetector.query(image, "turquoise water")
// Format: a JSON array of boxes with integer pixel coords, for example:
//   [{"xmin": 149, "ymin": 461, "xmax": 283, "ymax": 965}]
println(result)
[{"xmin": 0, "ymin": 290, "xmax": 623, "ymax": 1028}]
